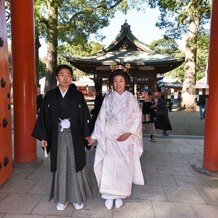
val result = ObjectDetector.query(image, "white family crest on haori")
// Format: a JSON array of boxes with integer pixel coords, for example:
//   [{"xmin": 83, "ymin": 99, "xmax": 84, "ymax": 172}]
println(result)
[{"xmin": 59, "ymin": 118, "xmax": 71, "ymax": 132}]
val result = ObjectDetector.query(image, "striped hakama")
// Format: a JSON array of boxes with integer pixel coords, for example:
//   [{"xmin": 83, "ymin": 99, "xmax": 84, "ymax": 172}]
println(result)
[{"xmin": 49, "ymin": 125, "xmax": 92, "ymax": 205}]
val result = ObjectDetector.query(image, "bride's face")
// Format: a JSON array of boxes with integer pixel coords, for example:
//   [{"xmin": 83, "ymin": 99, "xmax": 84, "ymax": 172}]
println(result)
[{"xmin": 113, "ymin": 75, "xmax": 126, "ymax": 95}]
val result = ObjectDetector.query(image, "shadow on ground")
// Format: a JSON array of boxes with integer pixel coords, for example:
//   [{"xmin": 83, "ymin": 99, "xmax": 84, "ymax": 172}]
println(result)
[{"xmin": 154, "ymin": 110, "xmax": 205, "ymax": 136}]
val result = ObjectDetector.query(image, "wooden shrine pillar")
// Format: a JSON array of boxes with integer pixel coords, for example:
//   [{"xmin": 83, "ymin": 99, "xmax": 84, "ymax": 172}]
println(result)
[
  {"xmin": 11, "ymin": 0, "xmax": 37, "ymax": 163},
  {"xmin": 0, "ymin": 0, "xmax": 12, "ymax": 185},
  {"xmin": 203, "ymin": 0, "xmax": 218, "ymax": 170}
]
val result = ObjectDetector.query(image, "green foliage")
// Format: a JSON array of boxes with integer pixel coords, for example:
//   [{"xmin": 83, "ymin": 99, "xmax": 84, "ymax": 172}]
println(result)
[
  {"xmin": 144, "ymin": 0, "xmax": 211, "ymax": 110},
  {"xmin": 34, "ymin": 0, "xmax": 127, "ymax": 89},
  {"xmin": 38, "ymin": 60, "xmax": 47, "ymax": 79},
  {"xmin": 165, "ymin": 63, "xmax": 185, "ymax": 82},
  {"xmin": 148, "ymin": 31, "xmax": 209, "ymax": 82},
  {"xmin": 149, "ymin": 37, "xmax": 185, "ymax": 81},
  {"xmin": 57, "ymin": 41, "xmax": 104, "ymax": 79},
  {"xmin": 57, "ymin": 41, "xmax": 103, "ymax": 64},
  {"xmin": 145, "ymin": 0, "xmax": 211, "ymax": 39},
  {"xmin": 196, "ymin": 33, "xmax": 209, "ymax": 80},
  {"xmin": 149, "ymin": 37, "xmax": 181, "ymax": 56},
  {"xmin": 34, "ymin": 1, "xmax": 129, "ymax": 64},
  {"xmin": 35, "ymin": 0, "xmax": 125, "ymax": 53},
  {"xmin": 90, "ymin": 41, "xmax": 104, "ymax": 54}
]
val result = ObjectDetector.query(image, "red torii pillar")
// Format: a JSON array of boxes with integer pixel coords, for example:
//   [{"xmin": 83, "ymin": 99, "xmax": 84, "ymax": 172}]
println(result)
[
  {"xmin": 11, "ymin": 0, "xmax": 37, "ymax": 163},
  {"xmin": 203, "ymin": 0, "xmax": 218, "ymax": 171}
]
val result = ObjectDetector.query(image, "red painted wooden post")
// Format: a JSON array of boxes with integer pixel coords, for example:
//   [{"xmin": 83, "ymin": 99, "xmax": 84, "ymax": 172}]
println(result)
[
  {"xmin": 203, "ymin": 0, "xmax": 218, "ymax": 170},
  {"xmin": 11, "ymin": 0, "xmax": 37, "ymax": 163},
  {"xmin": 0, "ymin": 0, "xmax": 12, "ymax": 185}
]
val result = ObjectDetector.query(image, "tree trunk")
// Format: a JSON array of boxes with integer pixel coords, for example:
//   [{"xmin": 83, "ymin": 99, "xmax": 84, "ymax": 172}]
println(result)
[
  {"xmin": 181, "ymin": 10, "xmax": 200, "ymax": 111},
  {"xmin": 44, "ymin": 0, "xmax": 58, "ymax": 93}
]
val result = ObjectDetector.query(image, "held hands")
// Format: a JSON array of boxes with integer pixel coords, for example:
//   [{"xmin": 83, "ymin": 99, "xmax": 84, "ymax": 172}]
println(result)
[
  {"xmin": 41, "ymin": 140, "xmax": 48, "ymax": 148},
  {"xmin": 117, "ymin": 132, "xmax": 131, "ymax": 142},
  {"xmin": 85, "ymin": 137, "xmax": 96, "ymax": 146},
  {"xmin": 41, "ymin": 140, "xmax": 48, "ymax": 158},
  {"xmin": 85, "ymin": 132, "xmax": 131, "ymax": 145}
]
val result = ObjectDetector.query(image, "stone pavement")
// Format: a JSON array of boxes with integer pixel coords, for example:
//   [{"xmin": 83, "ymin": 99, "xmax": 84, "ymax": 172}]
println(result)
[{"xmin": 1, "ymin": 134, "xmax": 218, "ymax": 218}]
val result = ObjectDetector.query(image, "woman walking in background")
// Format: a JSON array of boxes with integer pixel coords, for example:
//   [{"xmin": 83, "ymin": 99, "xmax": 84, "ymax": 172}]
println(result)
[
  {"xmin": 155, "ymin": 95, "xmax": 172, "ymax": 136},
  {"xmin": 142, "ymin": 97, "xmax": 157, "ymax": 142},
  {"xmin": 89, "ymin": 85, "xmax": 104, "ymax": 133}
]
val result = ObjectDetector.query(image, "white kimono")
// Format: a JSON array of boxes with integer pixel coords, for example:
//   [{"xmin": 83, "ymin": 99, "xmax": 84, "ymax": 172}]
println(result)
[{"xmin": 91, "ymin": 90, "xmax": 144, "ymax": 199}]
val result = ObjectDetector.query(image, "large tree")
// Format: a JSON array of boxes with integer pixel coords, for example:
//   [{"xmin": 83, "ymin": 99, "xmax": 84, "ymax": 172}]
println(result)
[
  {"xmin": 127, "ymin": 0, "xmax": 210, "ymax": 110},
  {"xmin": 144, "ymin": 0, "xmax": 211, "ymax": 110},
  {"xmin": 35, "ymin": 0, "xmax": 126, "ymax": 92},
  {"xmin": 196, "ymin": 33, "xmax": 209, "ymax": 80},
  {"xmin": 149, "ymin": 33, "xmax": 209, "ymax": 83}
]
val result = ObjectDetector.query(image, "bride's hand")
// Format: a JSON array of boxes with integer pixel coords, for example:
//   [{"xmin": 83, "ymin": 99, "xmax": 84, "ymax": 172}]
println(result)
[
  {"xmin": 86, "ymin": 137, "xmax": 96, "ymax": 146},
  {"xmin": 117, "ymin": 133, "xmax": 131, "ymax": 142}
]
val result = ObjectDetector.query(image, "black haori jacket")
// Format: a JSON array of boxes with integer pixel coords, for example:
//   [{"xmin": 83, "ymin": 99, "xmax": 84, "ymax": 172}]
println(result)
[{"xmin": 32, "ymin": 85, "xmax": 91, "ymax": 172}]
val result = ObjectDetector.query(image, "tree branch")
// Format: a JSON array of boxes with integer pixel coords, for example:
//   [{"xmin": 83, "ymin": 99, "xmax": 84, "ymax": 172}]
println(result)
[
  {"xmin": 97, "ymin": 0, "xmax": 122, "ymax": 10},
  {"xmin": 39, "ymin": 16, "xmax": 49, "ymax": 28},
  {"xmin": 108, "ymin": 0, "xmax": 122, "ymax": 10},
  {"xmin": 68, "ymin": 12, "xmax": 84, "ymax": 23}
]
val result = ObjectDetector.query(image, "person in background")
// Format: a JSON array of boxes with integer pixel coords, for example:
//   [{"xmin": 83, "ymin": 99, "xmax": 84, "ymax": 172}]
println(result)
[
  {"xmin": 167, "ymin": 99, "xmax": 173, "ymax": 112},
  {"xmin": 36, "ymin": 85, "xmax": 43, "ymax": 115},
  {"xmin": 197, "ymin": 92, "xmax": 206, "ymax": 119},
  {"xmin": 155, "ymin": 95, "xmax": 172, "ymax": 136},
  {"xmin": 104, "ymin": 86, "xmax": 112, "ymax": 97},
  {"xmin": 87, "ymin": 64, "xmax": 144, "ymax": 210},
  {"xmin": 32, "ymin": 64, "xmax": 92, "ymax": 211},
  {"xmin": 142, "ymin": 97, "xmax": 157, "ymax": 142},
  {"xmin": 89, "ymin": 85, "xmax": 104, "ymax": 133},
  {"xmin": 177, "ymin": 91, "xmax": 182, "ymax": 104}
]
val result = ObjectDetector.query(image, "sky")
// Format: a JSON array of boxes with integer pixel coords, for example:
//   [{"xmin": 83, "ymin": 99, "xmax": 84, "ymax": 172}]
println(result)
[
  {"xmin": 98, "ymin": 8, "xmax": 165, "ymax": 46},
  {"xmin": 39, "ymin": 8, "xmax": 186, "ymax": 57},
  {"xmin": 93, "ymin": 8, "xmax": 186, "ymax": 50}
]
